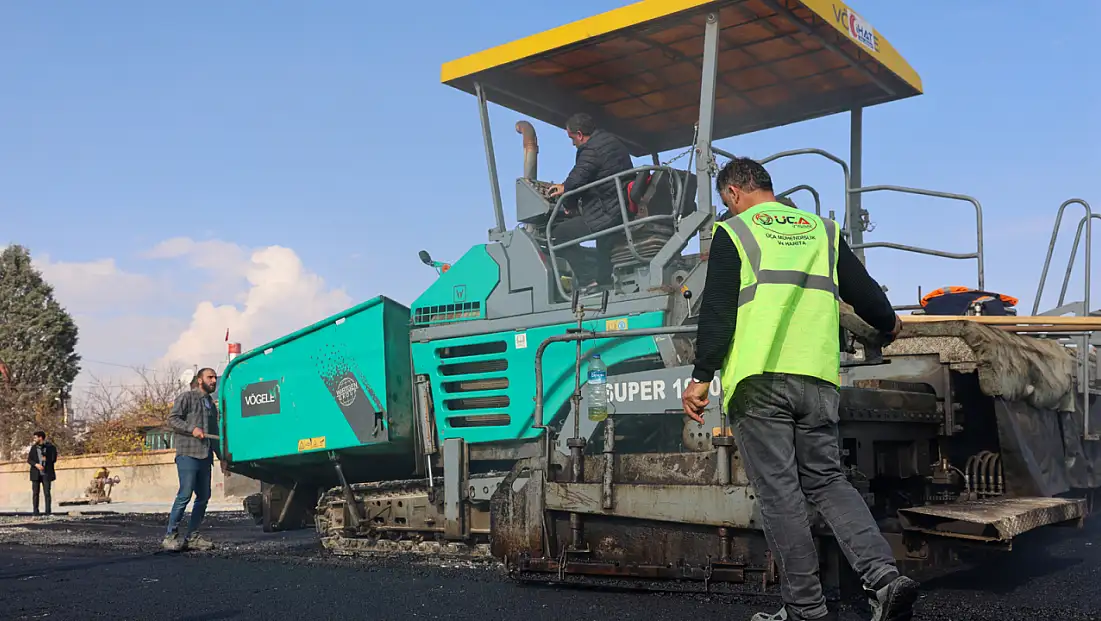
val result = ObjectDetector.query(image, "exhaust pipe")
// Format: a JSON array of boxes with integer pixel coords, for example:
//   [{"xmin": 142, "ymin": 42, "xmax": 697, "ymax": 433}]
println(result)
[{"xmin": 515, "ymin": 121, "xmax": 538, "ymax": 180}]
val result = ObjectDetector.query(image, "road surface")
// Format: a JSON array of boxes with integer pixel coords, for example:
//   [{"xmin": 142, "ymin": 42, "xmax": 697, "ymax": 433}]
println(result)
[{"xmin": 0, "ymin": 512, "xmax": 1097, "ymax": 620}]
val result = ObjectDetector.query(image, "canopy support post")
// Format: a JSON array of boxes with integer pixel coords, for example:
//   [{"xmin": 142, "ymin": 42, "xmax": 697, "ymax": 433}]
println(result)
[
  {"xmin": 849, "ymin": 107, "xmax": 865, "ymax": 262},
  {"xmin": 475, "ymin": 82, "xmax": 506, "ymax": 239},
  {"xmin": 696, "ymin": 12, "xmax": 720, "ymax": 256}
]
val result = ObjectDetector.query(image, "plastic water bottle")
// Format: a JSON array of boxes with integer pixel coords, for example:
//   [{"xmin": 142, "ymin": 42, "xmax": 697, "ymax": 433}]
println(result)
[{"xmin": 587, "ymin": 355, "xmax": 608, "ymax": 422}]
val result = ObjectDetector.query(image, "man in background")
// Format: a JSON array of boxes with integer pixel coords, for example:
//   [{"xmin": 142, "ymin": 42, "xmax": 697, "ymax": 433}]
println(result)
[
  {"xmin": 27, "ymin": 430, "xmax": 57, "ymax": 516},
  {"xmin": 163, "ymin": 367, "xmax": 226, "ymax": 551},
  {"xmin": 547, "ymin": 112, "xmax": 634, "ymax": 291}
]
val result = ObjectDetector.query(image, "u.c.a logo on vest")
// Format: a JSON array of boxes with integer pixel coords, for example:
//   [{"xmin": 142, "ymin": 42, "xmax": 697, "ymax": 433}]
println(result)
[{"xmin": 752, "ymin": 210, "xmax": 818, "ymax": 246}]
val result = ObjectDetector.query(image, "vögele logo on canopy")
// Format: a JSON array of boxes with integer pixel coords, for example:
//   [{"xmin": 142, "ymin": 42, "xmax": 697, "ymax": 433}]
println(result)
[{"xmin": 830, "ymin": 4, "xmax": 879, "ymax": 53}]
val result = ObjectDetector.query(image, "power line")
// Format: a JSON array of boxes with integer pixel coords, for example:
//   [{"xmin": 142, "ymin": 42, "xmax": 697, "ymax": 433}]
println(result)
[
  {"xmin": 70, "ymin": 382, "xmax": 180, "ymax": 389},
  {"xmin": 80, "ymin": 358, "xmax": 156, "ymax": 370}
]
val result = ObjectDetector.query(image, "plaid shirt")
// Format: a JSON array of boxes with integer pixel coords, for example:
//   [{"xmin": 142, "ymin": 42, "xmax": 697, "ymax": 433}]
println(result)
[{"xmin": 166, "ymin": 388, "xmax": 222, "ymax": 460}]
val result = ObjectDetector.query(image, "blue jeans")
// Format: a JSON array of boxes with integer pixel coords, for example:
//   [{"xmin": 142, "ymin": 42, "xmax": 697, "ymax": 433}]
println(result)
[{"xmin": 166, "ymin": 454, "xmax": 213, "ymax": 536}]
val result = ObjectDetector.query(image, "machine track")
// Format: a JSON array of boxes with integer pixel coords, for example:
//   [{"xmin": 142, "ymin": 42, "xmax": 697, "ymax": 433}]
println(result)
[{"xmin": 314, "ymin": 475, "xmax": 502, "ymax": 561}]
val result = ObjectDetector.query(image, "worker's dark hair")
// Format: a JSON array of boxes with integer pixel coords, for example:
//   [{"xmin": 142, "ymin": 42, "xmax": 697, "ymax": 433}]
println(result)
[
  {"xmin": 565, "ymin": 113, "xmax": 597, "ymax": 136},
  {"xmin": 33, "ymin": 430, "xmax": 45, "ymax": 439},
  {"xmin": 191, "ymin": 367, "xmax": 216, "ymax": 388},
  {"xmin": 715, "ymin": 157, "xmax": 773, "ymax": 195}
]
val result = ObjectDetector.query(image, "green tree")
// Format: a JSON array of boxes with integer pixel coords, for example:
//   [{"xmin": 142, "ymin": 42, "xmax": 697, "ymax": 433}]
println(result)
[{"xmin": 0, "ymin": 244, "xmax": 81, "ymax": 458}]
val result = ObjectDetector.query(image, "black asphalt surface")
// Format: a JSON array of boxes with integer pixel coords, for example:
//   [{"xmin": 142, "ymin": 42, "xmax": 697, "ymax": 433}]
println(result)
[{"xmin": 0, "ymin": 512, "xmax": 1098, "ymax": 621}]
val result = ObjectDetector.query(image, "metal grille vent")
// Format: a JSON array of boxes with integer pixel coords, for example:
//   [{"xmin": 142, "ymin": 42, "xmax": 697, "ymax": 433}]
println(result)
[
  {"xmin": 413, "ymin": 301, "xmax": 482, "ymax": 326},
  {"xmin": 435, "ymin": 340, "xmax": 511, "ymax": 428}
]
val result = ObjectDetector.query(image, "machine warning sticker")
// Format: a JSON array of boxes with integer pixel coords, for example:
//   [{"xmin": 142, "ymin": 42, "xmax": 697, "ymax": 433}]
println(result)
[
  {"xmin": 514, "ymin": 332, "xmax": 528, "ymax": 349},
  {"xmin": 453, "ymin": 284, "xmax": 467, "ymax": 303},
  {"xmin": 298, "ymin": 436, "xmax": 326, "ymax": 452},
  {"xmin": 240, "ymin": 380, "xmax": 281, "ymax": 417},
  {"xmin": 605, "ymin": 318, "xmax": 628, "ymax": 332}
]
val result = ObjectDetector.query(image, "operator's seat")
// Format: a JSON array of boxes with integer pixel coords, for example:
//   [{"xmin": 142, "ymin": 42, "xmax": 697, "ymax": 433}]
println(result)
[{"xmin": 607, "ymin": 169, "xmax": 698, "ymax": 268}]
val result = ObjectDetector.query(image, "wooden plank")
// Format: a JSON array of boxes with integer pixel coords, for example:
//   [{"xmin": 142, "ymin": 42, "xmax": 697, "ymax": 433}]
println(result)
[
  {"xmin": 993, "ymin": 326, "xmax": 1100, "ymax": 334},
  {"xmin": 902, "ymin": 315, "xmax": 1101, "ymax": 328}
]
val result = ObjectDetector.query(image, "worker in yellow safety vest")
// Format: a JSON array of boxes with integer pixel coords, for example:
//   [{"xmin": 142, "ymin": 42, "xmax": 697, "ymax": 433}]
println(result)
[{"xmin": 681, "ymin": 157, "xmax": 917, "ymax": 621}]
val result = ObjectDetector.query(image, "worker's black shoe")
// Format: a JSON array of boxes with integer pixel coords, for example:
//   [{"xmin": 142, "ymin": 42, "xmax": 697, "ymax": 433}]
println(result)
[{"xmin": 867, "ymin": 574, "xmax": 920, "ymax": 621}]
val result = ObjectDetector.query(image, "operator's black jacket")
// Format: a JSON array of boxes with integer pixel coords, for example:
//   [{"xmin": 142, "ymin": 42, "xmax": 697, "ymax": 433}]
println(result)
[
  {"xmin": 561, "ymin": 129, "xmax": 634, "ymax": 231},
  {"xmin": 27, "ymin": 441, "xmax": 57, "ymax": 482}
]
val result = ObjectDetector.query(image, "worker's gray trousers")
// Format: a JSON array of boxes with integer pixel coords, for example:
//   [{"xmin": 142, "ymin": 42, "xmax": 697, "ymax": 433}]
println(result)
[{"xmin": 730, "ymin": 372, "xmax": 898, "ymax": 620}]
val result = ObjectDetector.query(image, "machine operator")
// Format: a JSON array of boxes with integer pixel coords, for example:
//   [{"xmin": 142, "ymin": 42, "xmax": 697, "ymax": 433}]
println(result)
[
  {"xmin": 681, "ymin": 157, "xmax": 918, "ymax": 621},
  {"xmin": 547, "ymin": 112, "xmax": 634, "ymax": 292}
]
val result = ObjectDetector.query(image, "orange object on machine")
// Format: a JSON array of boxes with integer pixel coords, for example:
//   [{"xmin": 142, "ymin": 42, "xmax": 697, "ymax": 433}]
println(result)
[{"xmin": 920, "ymin": 286, "xmax": 1019, "ymax": 316}]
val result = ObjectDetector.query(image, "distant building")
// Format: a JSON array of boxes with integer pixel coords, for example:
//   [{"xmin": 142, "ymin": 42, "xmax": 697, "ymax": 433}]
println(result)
[
  {"xmin": 68, "ymin": 418, "xmax": 89, "ymax": 438},
  {"xmin": 142, "ymin": 425, "xmax": 176, "ymax": 451}
]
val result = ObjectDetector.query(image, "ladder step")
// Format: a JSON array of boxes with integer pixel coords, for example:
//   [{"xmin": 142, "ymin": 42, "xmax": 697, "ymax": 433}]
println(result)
[{"xmin": 898, "ymin": 497, "xmax": 1086, "ymax": 543}]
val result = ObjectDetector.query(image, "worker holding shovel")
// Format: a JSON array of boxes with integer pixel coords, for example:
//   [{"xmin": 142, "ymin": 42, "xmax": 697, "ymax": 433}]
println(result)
[{"xmin": 163, "ymin": 367, "xmax": 227, "ymax": 552}]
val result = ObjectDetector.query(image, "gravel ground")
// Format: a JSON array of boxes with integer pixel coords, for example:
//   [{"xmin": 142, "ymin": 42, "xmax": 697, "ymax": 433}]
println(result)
[
  {"xmin": 0, "ymin": 500, "xmax": 243, "ymax": 516},
  {"xmin": 0, "ymin": 512, "xmax": 1098, "ymax": 620}
]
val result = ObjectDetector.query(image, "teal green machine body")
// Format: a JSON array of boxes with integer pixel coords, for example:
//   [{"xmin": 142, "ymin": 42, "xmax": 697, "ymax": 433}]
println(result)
[{"xmin": 220, "ymin": 240, "xmax": 667, "ymax": 485}]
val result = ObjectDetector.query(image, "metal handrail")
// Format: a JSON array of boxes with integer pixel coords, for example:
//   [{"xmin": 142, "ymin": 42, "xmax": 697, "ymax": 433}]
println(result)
[
  {"xmin": 1054, "ymin": 212, "xmax": 1100, "ymax": 311},
  {"xmin": 710, "ymin": 146, "xmax": 985, "ymax": 290},
  {"xmin": 1030, "ymin": 199, "xmax": 1097, "ymax": 441},
  {"xmin": 532, "ymin": 325, "xmax": 697, "ymax": 429},
  {"xmin": 847, "ymin": 185, "xmax": 985, "ymax": 291},
  {"xmin": 1032, "ymin": 199, "xmax": 1094, "ymax": 316},
  {"xmin": 1043, "ymin": 207, "xmax": 1099, "ymax": 442},
  {"xmin": 545, "ymin": 164, "xmax": 688, "ymax": 300},
  {"xmin": 531, "ymin": 318, "xmax": 890, "ymax": 433},
  {"xmin": 777, "ymin": 184, "xmax": 822, "ymax": 216},
  {"xmin": 758, "ymin": 148, "xmax": 851, "ymax": 230},
  {"xmin": 713, "ymin": 145, "xmax": 858, "ymax": 235}
]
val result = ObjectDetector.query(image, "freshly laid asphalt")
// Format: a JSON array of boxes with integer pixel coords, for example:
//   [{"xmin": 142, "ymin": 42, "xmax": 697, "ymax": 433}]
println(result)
[{"xmin": 0, "ymin": 511, "xmax": 1098, "ymax": 621}]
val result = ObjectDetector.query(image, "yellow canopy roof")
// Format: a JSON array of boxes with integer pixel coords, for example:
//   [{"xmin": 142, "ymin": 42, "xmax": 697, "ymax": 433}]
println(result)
[{"xmin": 441, "ymin": 0, "xmax": 922, "ymax": 156}]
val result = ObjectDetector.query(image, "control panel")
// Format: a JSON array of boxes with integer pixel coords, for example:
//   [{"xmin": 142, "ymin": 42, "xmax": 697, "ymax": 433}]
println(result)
[{"xmin": 515, "ymin": 178, "xmax": 560, "ymax": 224}]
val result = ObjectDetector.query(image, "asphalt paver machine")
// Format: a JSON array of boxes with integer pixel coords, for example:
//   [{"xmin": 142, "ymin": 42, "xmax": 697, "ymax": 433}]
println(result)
[{"xmin": 222, "ymin": 0, "xmax": 1100, "ymax": 596}]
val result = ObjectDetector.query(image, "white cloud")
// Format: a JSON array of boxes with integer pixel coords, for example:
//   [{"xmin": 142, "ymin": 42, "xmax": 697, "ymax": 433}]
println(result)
[
  {"xmin": 31, "ymin": 239, "xmax": 354, "ymax": 404},
  {"xmin": 145, "ymin": 237, "xmax": 249, "ymax": 276},
  {"xmin": 35, "ymin": 255, "xmax": 163, "ymax": 313},
  {"xmin": 159, "ymin": 244, "xmax": 353, "ymax": 366}
]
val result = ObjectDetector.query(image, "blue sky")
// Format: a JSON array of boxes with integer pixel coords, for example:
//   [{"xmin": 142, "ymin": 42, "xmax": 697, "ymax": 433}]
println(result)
[{"xmin": 1, "ymin": 1, "xmax": 1098, "ymax": 389}]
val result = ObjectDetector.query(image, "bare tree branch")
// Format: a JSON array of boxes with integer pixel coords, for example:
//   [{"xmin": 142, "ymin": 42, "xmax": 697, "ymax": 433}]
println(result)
[{"xmin": 77, "ymin": 363, "xmax": 190, "ymax": 457}]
